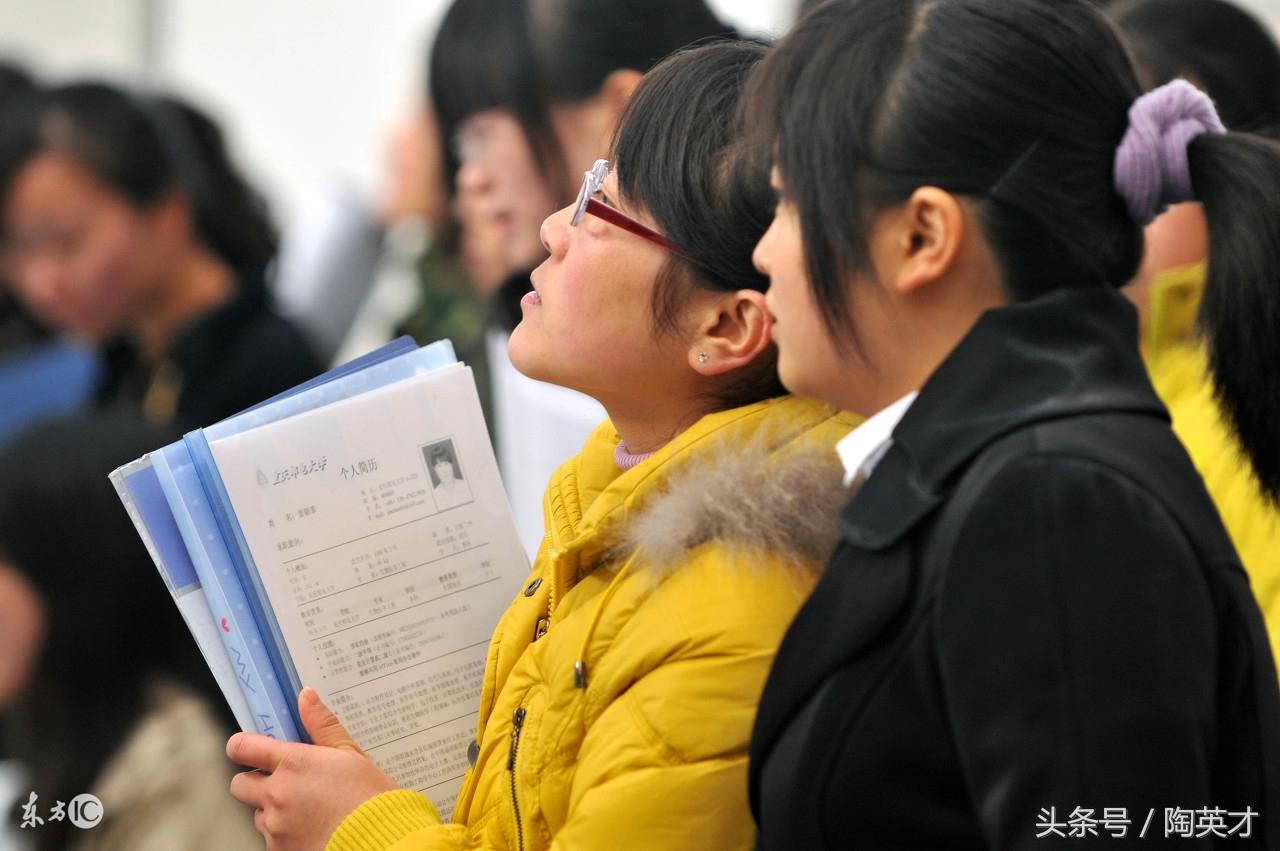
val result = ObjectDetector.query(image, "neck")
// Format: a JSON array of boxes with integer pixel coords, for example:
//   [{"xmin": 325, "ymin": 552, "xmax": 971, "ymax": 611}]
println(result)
[
  {"xmin": 1125, "ymin": 202, "xmax": 1208, "ymax": 333},
  {"xmin": 131, "ymin": 245, "xmax": 235, "ymax": 362},
  {"xmin": 601, "ymin": 392, "xmax": 710, "ymax": 457},
  {"xmin": 847, "ymin": 277, "xmax": 1006, "ymax": 418}
]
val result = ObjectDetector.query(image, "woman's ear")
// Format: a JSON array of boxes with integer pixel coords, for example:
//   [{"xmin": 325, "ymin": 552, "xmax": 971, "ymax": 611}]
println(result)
[
  {"xmin": 891, "ymin": 186, "xmax": 966, "ymax": 295},
  {"xmin": 688, "ymin": 289, "xmax": 773, "ymax": 376}
]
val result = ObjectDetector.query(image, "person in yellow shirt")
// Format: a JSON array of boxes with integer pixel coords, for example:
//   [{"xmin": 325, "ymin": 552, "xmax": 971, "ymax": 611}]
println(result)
[
  {"xmin": 1111, "ymin": 0, "xmax": 1280, "ymax": 667},
  {"xmin": 225, "ymin": 41, "xmax": 859, "ymax": 851}
]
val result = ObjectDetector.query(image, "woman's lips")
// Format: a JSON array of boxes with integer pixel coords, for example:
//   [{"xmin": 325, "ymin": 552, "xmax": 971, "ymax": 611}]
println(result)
[{"xmin": 521, "ymin": 290, "xmax": 542, "ymax": 307}]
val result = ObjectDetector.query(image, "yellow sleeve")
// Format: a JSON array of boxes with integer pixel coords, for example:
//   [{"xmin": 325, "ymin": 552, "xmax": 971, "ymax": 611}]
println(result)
[{"xmin": 326, "ymin": 791, "xmax": 468, "ymax": 851}]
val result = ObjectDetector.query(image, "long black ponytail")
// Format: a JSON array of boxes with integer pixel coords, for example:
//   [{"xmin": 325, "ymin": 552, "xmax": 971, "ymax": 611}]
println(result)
[{"xmin": 1188, "ymin": 131, "xmax": 1280, "ymax": 501}]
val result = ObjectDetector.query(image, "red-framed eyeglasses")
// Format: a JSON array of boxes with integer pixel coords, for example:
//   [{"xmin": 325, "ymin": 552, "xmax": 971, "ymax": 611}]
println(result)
[{"xmin": 570, "ymin": 159, "xmax": 690, "ymax": 259}]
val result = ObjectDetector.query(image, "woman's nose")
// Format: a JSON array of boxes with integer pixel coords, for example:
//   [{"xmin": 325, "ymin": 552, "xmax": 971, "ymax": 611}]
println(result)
[
  {"xmin": 752, "ymin": 220, "xmax": 775, "ymax": 277},
  {"xmin": 539, "ymin": 203, "xmax": 574, "ymax": 257},
  {"xmin": 455, "ymin": 158, "xmax": 491, "ymax": 195},
  {"xmin": 15, "ymin": 256, "xmax": 68, "ymax": 315}
]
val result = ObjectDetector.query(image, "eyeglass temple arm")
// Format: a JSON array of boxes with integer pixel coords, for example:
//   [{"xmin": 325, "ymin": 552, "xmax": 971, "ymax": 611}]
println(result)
[{"xmin": 583, "ymin": 198, "xmax": 689, "ymax": 258}]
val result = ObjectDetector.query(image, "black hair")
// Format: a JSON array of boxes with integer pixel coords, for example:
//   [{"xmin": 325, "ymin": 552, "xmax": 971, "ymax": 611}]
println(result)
[
  {"xmin": 795, "ymin": 0, "xmax": 829, "ymax": 21},
  {"xmin": 0, "ymin": 62, "xmax": 35, "ymax": 117},
  {"xmin": 0, "ymin": 61, "xmax": 44, "ymax": 350},
  {"xmin": 527, "ymin": 0, "xmax": 735, "ymax": 103},
  {"xmin": 428, "ymin": 0, "xmax": 563, "ymax": 197},
  {"xmin": 613, "ymin": 40, "xmax": 785, "ymax": 410},
  {"xmin": 1111, "ymin": 0, "xmax": 1280, "ymax": 135},
  {"xmin": 747, "ymin": 0, "xmax": 1280, "ymax": 501},
  {"xmin": 0, "ymin": 414, "xmax": 219, "ymax": 851},
  {"xmin": 0, "ymin": 82, "xmax": 277, "ymax": 279}
]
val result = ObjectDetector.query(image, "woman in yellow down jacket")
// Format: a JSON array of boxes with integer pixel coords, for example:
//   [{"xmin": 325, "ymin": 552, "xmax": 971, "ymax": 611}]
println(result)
[
  {"xmin": 225, "ymin": 41, "xmax": 858, "ymax": 850},
  {"xmin": 1111, "ymin": 0, "xmax": 1280, "ymax": 666}
]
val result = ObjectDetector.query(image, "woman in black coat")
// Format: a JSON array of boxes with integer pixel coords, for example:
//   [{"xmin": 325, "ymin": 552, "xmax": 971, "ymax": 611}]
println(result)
[{"xmin": 746, "ymin": 0, "xmax": 1280, "ymax": 847}]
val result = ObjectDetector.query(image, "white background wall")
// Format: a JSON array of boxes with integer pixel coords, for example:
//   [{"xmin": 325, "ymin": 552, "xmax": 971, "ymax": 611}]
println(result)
[
  {"xmin": 0, "ymin": 0, "xmax": 1275, "ymax": 229},
  {"xmin": 0, "ymin": 0, "xmax": 800, "ymax": 228}
]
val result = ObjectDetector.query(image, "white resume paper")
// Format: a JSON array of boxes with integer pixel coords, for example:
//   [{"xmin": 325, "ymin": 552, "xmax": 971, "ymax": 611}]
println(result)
[{"xmin": 210, "ymin": 365, "xmax": 528, "ymax": 818}]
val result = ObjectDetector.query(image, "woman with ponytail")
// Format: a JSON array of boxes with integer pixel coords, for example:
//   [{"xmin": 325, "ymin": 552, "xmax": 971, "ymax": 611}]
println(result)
[
  {"xmin": 0, "ymin": 83, "xmax": 319, "ymax": 430},
  {"xmin": 746, "ymin": 0, "xmax": 1280, "ymax": 846}
]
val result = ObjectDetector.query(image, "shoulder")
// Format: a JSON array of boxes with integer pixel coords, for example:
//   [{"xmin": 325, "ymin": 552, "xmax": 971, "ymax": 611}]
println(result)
[
  {"xmin": 930, "ymin": 424, "xmax": 1227, "ymax": 621},
  {"xmin": 620, "ymin": 399, "xmax": 856, "ymax": 579},
  {"xmin": 223, "ymin": 299, "xmax": 319, "ymax": 376},
  {"xmin": 942, "ymin": 417, "xmax": 1204, "ymax": 555},
  {"xmin": 636, "ymin": 541, "xmax": 817, "ymax": 638}
]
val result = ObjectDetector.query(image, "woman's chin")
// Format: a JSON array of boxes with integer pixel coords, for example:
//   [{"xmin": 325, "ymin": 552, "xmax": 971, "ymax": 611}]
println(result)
[{"xmin": 507, "ymin": 330, "xmax": 548, "ymax": 382}]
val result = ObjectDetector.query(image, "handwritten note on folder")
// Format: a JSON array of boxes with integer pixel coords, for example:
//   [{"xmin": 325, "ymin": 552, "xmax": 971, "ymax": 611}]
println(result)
[{"xmin": 109, "ymin": 338, "xmax": 531, "ymax": 819}]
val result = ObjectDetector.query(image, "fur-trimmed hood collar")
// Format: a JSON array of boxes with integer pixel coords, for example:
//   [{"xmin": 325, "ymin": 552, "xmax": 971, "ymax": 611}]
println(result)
[
  {"xmin": 617, "ymin": 421, "xmax": 853, "ymax": 574},
  {"xmin": 542, "ymin": 396, "xmax": 860, "ymax": 578}
]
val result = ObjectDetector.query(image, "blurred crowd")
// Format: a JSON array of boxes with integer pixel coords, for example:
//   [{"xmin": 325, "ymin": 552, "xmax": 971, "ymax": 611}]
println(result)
[{"xmin": 0, "ymin": 0, "xmax": 1277, "ymax": 848}]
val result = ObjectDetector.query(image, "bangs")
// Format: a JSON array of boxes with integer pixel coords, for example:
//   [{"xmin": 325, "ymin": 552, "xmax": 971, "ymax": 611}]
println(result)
[
  {"xmin": 428, "ymin": 0, "xmax": 564, "ymax": 194},
  {"xmin": 429, "ymin": 0, "xmax": 536, "ymax": 130}
]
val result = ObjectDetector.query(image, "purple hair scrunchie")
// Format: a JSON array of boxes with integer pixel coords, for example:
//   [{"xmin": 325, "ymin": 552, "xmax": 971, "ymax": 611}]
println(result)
[{"xmin": 1113, "ymin": 79, "xmax": 1226, "ymax": 227}]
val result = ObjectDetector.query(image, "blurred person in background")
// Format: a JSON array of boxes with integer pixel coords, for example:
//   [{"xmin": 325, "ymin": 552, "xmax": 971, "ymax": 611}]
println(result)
[
  {"xmin": 0, "ymin": 61, "xmax": 43, "ymax": 354},
  {"xmin": 0, "ymin": 415, "xmax": 258, "ymax": 851},
  {"xmin": 428, "ymin": 0, "xmax": 738, "ymax": 556},
  {"xmin": 0, "ymin": 82, "xmax": 319, "ymax": 846},
  {"xmin": 1111, "ymin": 0, "xmax": 1280, "ymax": 670},
  {"xmin": 0, "ymin": 62, "xmax": 104, "ymax": 446},
  {"xmin": 0, "ymin": 82, "xmax": 320, "ymax": 432},
  {"xmin": 274, "ymin": 91, "xmax": 462, "ymax": 370}
]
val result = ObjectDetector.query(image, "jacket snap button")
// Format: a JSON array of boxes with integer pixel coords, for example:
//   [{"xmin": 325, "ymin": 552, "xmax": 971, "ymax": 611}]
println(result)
[{"xmin": 523, "ymin": 577, "xmax": 543, "ymax": 596}]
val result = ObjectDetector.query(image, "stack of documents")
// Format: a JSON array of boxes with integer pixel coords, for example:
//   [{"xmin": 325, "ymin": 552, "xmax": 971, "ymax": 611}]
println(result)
[{"xmin": 110, "ymin": 338, "xmax": 529, "ymax": 818}]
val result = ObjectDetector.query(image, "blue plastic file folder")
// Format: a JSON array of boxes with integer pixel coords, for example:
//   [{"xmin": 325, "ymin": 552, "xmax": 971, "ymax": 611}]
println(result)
[{"xmin": 111, "ymin": 337, "xmax": 459, "ymax": 742}]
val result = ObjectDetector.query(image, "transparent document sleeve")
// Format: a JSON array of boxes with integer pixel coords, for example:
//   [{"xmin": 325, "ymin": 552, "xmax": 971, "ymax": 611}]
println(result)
[{"xmin": 208, "ymin": 365, "xmax": 528, "ymax": 814}]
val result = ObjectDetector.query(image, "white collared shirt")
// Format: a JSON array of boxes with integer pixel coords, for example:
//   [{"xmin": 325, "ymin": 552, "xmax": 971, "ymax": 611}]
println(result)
[{"xmin": 835, "ymin": 392, "xmax": 919, "ymax": 486}]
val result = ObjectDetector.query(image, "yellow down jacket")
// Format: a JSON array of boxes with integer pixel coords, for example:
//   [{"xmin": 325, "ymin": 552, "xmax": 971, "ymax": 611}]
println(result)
[
  {"xmin": 327, "ymin": 395, "xmax": 859, "ymax": 851},
  {"xmin": 1141, "ymin": 262, "xmax": 1280, "ymax": 669}
]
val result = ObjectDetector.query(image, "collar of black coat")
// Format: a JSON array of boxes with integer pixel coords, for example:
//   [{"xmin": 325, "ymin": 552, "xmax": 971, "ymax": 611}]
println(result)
[
  {"xmin": 841, "ymin": 284, "xmax": 1168, "ymax": 551},
  {"xmin": 101, "ymin": 271, "xmax": 270, "ymax": 389}
]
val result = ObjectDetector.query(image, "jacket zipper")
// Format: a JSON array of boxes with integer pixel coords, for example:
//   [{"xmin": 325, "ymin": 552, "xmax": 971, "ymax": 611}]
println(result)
[{"xmin": 508, "ymin": 706, "xmax": 527, "ymax": 851}]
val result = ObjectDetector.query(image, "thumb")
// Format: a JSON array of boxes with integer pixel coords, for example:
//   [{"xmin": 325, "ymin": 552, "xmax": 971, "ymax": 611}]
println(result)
[{"xmin": 299, "ymin": 687, "xmax": 365, "ymax": 755}]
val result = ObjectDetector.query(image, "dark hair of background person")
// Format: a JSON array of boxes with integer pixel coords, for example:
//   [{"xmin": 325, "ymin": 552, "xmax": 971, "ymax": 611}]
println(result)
[
  {"xmin": 795, "ymin": 0, "xmax": 828, "ymax": 19},
  {"xmin": 1111, "ymin": 0, "xmax": 1280, "ymax": 135},
  {"xmin": 0, "ymin": 61, "xmax": 34, "ymax": 117},
  {"xmin": 0, "ymin": 61, "xmax": 47, "ymax": 351},
  {"xmin": 613, "ymin": 40, "xmax": 785, "ymax": 411},
  {"xmin": 430, "ymin": 0, "xmax": 739, "ymax": 207},
  {"xmin": 745, "ymin": 0, "xmax": 1280, "ymax": 500},
  {"xmin": 428, "ymin": 0, "xmax": 562, "ymax": 199},
  {"xmin": 527, "ymin": 0, "xmax": 734, "ymax": 102},
  {"xmin": 0, "ymin": 82, "xmax": 277, "ymax": 281},
  {"xmin": 0, "ymin": 415, "xmax": 221, "ymax": 851}
]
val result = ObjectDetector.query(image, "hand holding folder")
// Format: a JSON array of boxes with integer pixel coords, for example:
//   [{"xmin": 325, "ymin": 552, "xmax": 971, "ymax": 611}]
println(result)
[{"xmin": 111, "ymin": 337, "xmax": 530, "ymax": 819}]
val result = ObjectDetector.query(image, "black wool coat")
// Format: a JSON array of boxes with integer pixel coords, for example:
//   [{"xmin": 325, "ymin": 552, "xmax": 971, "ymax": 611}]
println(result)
[{"xmin": 750, "ymin": 286, "xmax": 1280, "ymax": 849}]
